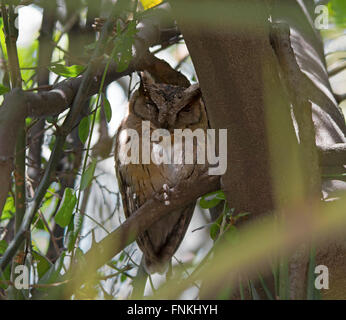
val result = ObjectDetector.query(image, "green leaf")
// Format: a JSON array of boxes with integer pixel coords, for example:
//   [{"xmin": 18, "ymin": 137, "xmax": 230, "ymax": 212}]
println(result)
[
  {"xmin": 103, "ymin": 94, "xmax": 112, "ymax": 123},
  {"xmin": 38, "ymin": 251, "xmax": 66, "ymax": 285},
  {"xmin": 1, "ymin": 196, "xmax": 15, "ymax": 221},
  {"xmin": 78, "ymin": 116, "xmax": 90, "ymax": 144},
  {"xmin": 209, "ymin": 222, "xmax": 220, "ymax": 241},
  {"xmin": 330, "ymin": 0, "xmax": 346, "ymax": 27},
  {"xmin": 0, "ymin": 264, "xmax": 11, "ymax": 289},
  {"xmin": 80, "ymin": 160, "xmax": 97, "ymax": 191},
  {"xmin": 258, "ymin": 273, "xmax": 274, "ymax": 300},
  {"xmin": 119, "ymin": 252, "xmax": 125, "ymax": 263},
  {"xmin": 55, "ymin": 188, "xmax": 77, "ymax": 228},
  {"xmin": 32, "ymin": 251, "xmax": 52, "ymax": 279},
  {"xmin": 0, "ymin": 240, "xmax": 8, "ymax": 255},
  {"xmin": 74, "ymin": 248, "xmax": 87, "ymax": 265},
  {"xmin": 322, "ymin": 173, "xmax": 346, "ymax": 180},
  {"xmin": 33, "ymin": 213, "xmax": 46, "ymax": 230},
  {"xmin": 67, "ymin": 219, "xmax": 77, "ymax": 253},
  {"xmin": 49, "ymin": 63, "xmax": 86, "ymax": 78},
  {"xmin": 200, "ymin": 190, "xmax": 225, "ymax": 209},
  {"xmin": 0, "ymin": 84, "xmax": 10, "ymax": 95},
  {"xmin": 120, "ymin": 273, "xmax": 127, "ymax": 283},
  {"xmin": 112, "ymin": 21, "xmax": 138, "ymax": 72}
]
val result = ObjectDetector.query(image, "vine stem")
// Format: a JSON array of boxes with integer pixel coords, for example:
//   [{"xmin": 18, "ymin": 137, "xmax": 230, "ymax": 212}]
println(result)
[
  {"xmin": 1, "ymin": 2, "xmax": 26, "ymax": 299},
  {"xmin": 69, "ymin": 0, "xmax": 136, "ymax": 258},
  {"xmin": 68, "ymin": 46, "xmax": 118, "ymax": 259},
  {"xmin": 0, "ymin": 3, "xmax": 122, "ymax": 274}
]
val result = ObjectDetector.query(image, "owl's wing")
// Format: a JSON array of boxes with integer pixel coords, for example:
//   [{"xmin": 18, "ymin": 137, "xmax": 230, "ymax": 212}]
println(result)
[
  {"xmin": 138, "ymin": 203, "xmax": 196, "ymax": 273},
  {"xmin": 114, "ymin": 129, "xmax": 137, "ymax": 220}
]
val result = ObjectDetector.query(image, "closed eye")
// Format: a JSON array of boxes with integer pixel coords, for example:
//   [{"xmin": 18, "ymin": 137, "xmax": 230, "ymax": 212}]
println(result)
[
  {"xmin": 180, "ymin": 104, "xmax": 192, "ymax": 113},
  {"xmin": 145, "ymin": 97, "xmax": 159, "ymax": 112}
]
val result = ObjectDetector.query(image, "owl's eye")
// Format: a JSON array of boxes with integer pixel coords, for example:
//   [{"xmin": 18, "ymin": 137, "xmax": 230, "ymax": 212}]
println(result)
[
  {"xmin": 147, "ymin": 101, "xmax": 159, "ymax": 112},
  {"xmin": 180, "ymin": 103, "xmax": 192, "ymax": 113}
]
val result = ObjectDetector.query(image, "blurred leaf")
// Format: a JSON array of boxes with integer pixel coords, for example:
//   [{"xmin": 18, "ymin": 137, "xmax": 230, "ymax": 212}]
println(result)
[
  {"xmin": 80, "ymin": 160, "xmax": 97, "ymax": 190},
  {"xmin": 74, "ymin": 248, "xmax": 87, "ymax": 266},
  {"xmin": 84, "ymin": 42, "xmax": 97, "ymax": 52},
  {"xmin": 329, "ymin": 0, "xmax": 346, "ymax": 27},
  {"xmin": 0, "ymin": 18, "xmax": 7, "ymax": 59},
  {"xmin": 112, "ymin": 21, "xmax": 138, "ymax": 72},
  {"xmin": 224, "ymin": 225, "xmax": 240, "ymax": 246},
  {"xmin": 49, "ymin": 63, "xmax": 86, "ymax": 78},
  {"xmin": 78, "ymin": 116, "xmax": 90, "ymax": 144},
  {"xmin": 25, "ymin": 117, "xmax": 32, "ymax": 127},
  {"xmin": 209, "ymin": 223, "xmax": 220, "ymax": 241},
  {"xmin": 216, "ymin": 285, "xmax": 233, "ymax": 300},
  {"xmin": 322, "ymin": 173, "xmax": 346, "ymax": 180},
  {"xmin": 103, "ymin": 94, "xmax": 112, "ymax": 123},
  {"xmin": 0, "ymin": 240, "xmax": 8, "ymax": 255},
  {"xmin": 249, "ymin": 280, "xmax": 260, "ymax": 300},
  {"xmin": 75, "ymin": 247, "xmax": 85, "ymax": 261},
  {"xmin": 38, "ymin": 251, "xmax": 66, "ymax": 286},
  {"xmin": 0, "ymin": 264, "xmax": 10, "ymax": 289},
  {"xmin": 120, "ymin": 273, "xmax": 127, "ymax": 283},
  {"xmin": 33, "ymin": 213, "xmax": 46, "ymax": 230},
  {"xmin": 258, "ymin": 273, "xmax": 274, "ymax": 300},
  {"xmin": 140, "ymin": 0, "xmax": 163, "ymax": 10},
  {"xmin": 0, "ymin": 84, "xmax": 10, "ymax": 95},
  {"xmin": 210, "ymin": 214, "xmax": 223, "ymax": 240},
  {"xmin": 119, "ymin": 252, "xmax": 125, "ymax": 263},
  {"xmin": 1, "ymin": 196, "xmax": 15, "ymax": 221},
  {"xmin": 67, "ymin": 219, "xmax": 77, "ymax": 253},
  {"xmin": 18, "ymin": 40, "xmax": 38, "ymax": 87},
  {"xmin": 32, "ymin": 251, "xmax": 52, "ymax": 279},
  {"xmin": 200, "ymin": 190, "xmax": 225, "ymax": 209},
  {"xmin": 55, "ymin": 188, "xmax": 76, "ymax": 228}
]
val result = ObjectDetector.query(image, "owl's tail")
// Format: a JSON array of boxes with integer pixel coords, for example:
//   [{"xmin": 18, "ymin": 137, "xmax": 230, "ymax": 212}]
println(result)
[{"xmin": 138, "ymin": 203, "xmax": 196, "ymax": 274}]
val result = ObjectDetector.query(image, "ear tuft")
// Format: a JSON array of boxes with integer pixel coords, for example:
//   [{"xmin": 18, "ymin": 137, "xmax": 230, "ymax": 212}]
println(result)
[{"xmin": 140, "ymin": 53, "xmax": 191, "ymax": 88}]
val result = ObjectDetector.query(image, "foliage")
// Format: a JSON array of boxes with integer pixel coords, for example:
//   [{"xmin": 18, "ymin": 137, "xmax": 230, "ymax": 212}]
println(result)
[{"xmin": 0, "ymin": 0, "xmax": 345, "ymax": 301}]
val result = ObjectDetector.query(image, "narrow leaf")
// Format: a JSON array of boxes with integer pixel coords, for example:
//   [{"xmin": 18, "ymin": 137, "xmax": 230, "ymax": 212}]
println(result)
[
  {"xmin": 0, "ymin": 240, "xmax": 8, "ymax": 255},
  {"xmin": 55, "ymin": 188, "xmax": 77, "ymax": 228},
  {"xmin": 32, "ymin": 251, "xmax": 52, "ymax": 279},
  {"xmin": 49, "ymin": 63, "xmax": 86, "ymax": 78},
  {"xmin": 200, "ymin": 190, "xmax": 225, "ymax": 209},
  {"xmin": 80, "ymin": 160, "xmax": 97, "ymax": 190},
  {"xmin": 103, "ymin": 94, "xmax": 112, "ymax": 123},
  {"xmin": 78, "ymin": 116, "xmax": 90, "ymax": 144}
]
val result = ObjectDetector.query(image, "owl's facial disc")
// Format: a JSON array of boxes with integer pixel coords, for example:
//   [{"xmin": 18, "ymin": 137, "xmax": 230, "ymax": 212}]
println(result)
[{"xmin": 167, "ymin": 84, "xmax": 202, "ymax": 127}]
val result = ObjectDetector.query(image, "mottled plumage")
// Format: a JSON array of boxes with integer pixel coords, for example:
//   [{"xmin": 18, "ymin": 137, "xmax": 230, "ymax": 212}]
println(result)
[{"xmin": 114, "ymin": 73, "xmax": 208, "ymax": 273}]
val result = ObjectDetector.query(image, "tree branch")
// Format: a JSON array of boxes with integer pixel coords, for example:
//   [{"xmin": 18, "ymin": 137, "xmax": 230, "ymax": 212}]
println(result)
[
  {"xmin": 318, "ymin": 143, "xmax": 346, "ymax": 167},
  {"xmin": 0, "ymin": 7, "xmax": 181, "ymax": 214},
  {"xmin": 32, "ymin": 171, "xmax": 220, "ymax": 299},
  {"xmin": 0, "ymin": 1, "xmax": 129, "ymax": 269}
]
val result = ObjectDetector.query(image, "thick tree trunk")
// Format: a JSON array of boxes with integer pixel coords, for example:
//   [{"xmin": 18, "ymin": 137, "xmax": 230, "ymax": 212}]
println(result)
[
  {"xmin": 169, "ymin": 0, "xmax": 302, "ymax": 217},
  {"xmin": 170, "ymin": 0, "xmax": 346, "ymax": 299}
]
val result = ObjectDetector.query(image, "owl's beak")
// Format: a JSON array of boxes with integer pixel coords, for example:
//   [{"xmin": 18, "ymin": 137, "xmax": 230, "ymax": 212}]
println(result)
[{"xmin": 157, "ymin": 111, "xmax": 168, "ymax": 128}]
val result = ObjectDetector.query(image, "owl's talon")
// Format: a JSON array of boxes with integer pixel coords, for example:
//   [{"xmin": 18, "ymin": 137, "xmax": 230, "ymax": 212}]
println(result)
[{"xmin": 153, "ymin": 183, "xmax": 173, "ymax": 205}]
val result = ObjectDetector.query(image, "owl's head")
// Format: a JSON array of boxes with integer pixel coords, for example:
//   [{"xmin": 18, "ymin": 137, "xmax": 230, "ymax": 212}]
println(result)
[{"xmin": 129, "ymin": 72, "xmax": 207, "ymax": 131}]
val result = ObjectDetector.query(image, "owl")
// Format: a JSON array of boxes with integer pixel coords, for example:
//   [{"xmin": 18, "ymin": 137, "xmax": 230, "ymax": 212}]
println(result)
[{"xmin": 114, "ymin": 71, "xmax": 209, "ymax": 273}]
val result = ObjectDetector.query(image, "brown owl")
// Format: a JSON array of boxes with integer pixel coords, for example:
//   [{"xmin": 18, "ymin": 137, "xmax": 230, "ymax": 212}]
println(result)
[{"xmin": 114, "ymin": 71, "xmax": 209, "ymax": 273}]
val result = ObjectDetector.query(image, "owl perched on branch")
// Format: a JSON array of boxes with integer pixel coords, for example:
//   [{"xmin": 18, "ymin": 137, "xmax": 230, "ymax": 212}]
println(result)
[{"xmin": 114, "ymin": 62, "xmax": 209, "ymax": 273}]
